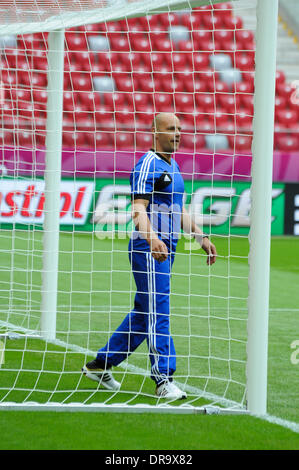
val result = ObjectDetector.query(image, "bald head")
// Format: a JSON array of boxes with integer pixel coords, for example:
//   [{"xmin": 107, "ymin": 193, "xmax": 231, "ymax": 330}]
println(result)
[
  {"xmin": 151, "ymin": 113, "xmax": 181, "ymax": 158},
  {"xmin": 152, "ymin": 113, "xmax": 180, "ymax": 132}
]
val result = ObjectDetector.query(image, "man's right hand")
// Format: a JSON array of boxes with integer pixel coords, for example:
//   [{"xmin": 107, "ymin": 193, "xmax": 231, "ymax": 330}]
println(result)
[{"xmin": 150, "ymin": 238, "xmax": 168, "ymax": 262}]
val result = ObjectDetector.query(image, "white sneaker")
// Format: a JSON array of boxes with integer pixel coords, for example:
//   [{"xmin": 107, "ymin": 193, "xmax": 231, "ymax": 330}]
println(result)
[
  {"xmin": 82, "ymin": 360, "xmax": 120, "ymax": 391},
  {"xmin": 156, "ymin": 380, "xmax": 187, "ymax": 400}
]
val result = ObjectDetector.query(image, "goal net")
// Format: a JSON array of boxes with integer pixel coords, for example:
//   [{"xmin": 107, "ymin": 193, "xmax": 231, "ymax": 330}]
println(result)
[{"xmin": 0, "ymin": 0, "xmax": 278, "ymax": 413}]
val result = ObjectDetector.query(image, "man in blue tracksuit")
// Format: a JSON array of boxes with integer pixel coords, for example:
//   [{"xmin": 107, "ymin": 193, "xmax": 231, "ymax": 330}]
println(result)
[{"xmin": 82, "ymin": 113, "xmax": 217, "ymax": 399}]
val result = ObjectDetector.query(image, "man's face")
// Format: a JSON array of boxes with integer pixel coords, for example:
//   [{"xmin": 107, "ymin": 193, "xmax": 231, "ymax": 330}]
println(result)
[{"xmin": 154, "ymin": 116, "xmax": 181, "ymax": 154}]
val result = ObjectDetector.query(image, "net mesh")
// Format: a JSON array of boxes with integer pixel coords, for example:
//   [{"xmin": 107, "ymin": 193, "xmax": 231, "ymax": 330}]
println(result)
[{"xmin": 0, "ymin": 0, "xmax": 282, "ymax": 412}]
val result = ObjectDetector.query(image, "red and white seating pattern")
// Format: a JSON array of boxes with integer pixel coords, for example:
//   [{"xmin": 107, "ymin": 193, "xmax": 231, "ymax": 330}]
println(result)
[{"xmin": 0, "ymin": 3, "xmax": 298, "ymax": 152}]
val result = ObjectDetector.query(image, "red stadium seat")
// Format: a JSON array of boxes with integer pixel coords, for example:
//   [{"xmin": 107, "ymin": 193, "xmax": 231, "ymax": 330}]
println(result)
[
  {"xmin": 158, "ymin": 12, "xmax": 180, "ymax": 28},
  {"xmin": 168, "ymin": 52, "xmax": 189, "ymax": 72},
  {"xmin": 177, "ymin": 40, "xmax": 194, "ymax": 53},
  {"xmin": 180, "ymin": 132, "xmax": 206, "ymax": 151},
  {"xmin": 213, "ymin": 2, "xmax": 233, "ymax": 21},
  {"xmin": 153, "ymin": 93, "xmax": 173, "ymax": 112},
  {"xmin": 136, "ymin": 108, "xmax": 154, "ymax": 129},
  {"xmin": 160, "ymin": 76, "xmax": 185, "ymax": 93},
  {"xmin": 109, "ymin": 35, "xmax": 130, "ymax": 52},
  {"xmin": 196, "ymin": 38, "xmax": 221, "ymax": 56},
  {"xmin": 182, "ymin": 74, "xmax": 207, "ymax": 94},
  {"xmin": 135, "ymin": 74, "xmax": 155, "ymax": 93},
  {"xmin": 137, "ymin": 14, "xmax": 159, "ymax": 31},
  {"xmin": 32, "ymin": 52, "xmax": 48, "ymax": 71},
  {"xmin": 63, "ymin": 91, "xmax": 76, "ymax": 112},
  {"xmin": 190, "ymin": 53, "xmax": 210, "ymax": 71},
  {"xmin": 115, "ymin": 109, "xmax": 135, "ymax": 129},
  {"xmin": 31, "ymin": 72, "xmax": 47, "ymax": 88},
  {"xmin": 33, "ymin": 89, "xmax": 47, "ymax": 105},
  {"xmin": 136, "ymin": 132, "xmax": 152, "ymax": 150},
  {"xmin": 207, "ymin": 80, "xmax": 229, "ymax": 94},
  {"xmin": 235, "ymin": 112, "xmax": 253, "ymax": 132},
  {"xmin": 240, "ymin": 94, "xmax": 254, "ymax": 114},
  {"xmin": 62, "ymin": 130, "xmax": 85, "ymax": 148},
  {"xmin": 73, "ymin": 51, "xmax": 96, "ymax": 71},
  {"xmin": 276, "ymin": 82, "xmax": 293, "ymax": 100},
  {"xmin": 115, "ymin": 132, "xmax": 135, "ymax": 149},
  {"xmin": 198, "ymin": 69, "xmax": 219, "ymax": 86},
  {"xmin": 95, "ymin": 132, "xmax": 114, "ymax": 148},
  {"xmin": 219, "ymin": 39, "xmax": 239, "ymax": 56},
  {"xmin": 181, "ymin": 110, "xmax": 203, "ymax": 127},
  {"xmin": 119, "ymin": 52, "xmax": 143, "ymax": 71},
  {"xmin": 143, "ymin": 52, "xmax": 164, "ymax": 71},
  {"xmin": 201, "ymin": 12, "xmax": 224, "ymax": 30},
  {"xmin": 103, "ymin": 21, "xmax": 123, "ymax": 35},
  {"xmin": 133, "ymin": 92, "xmax": 151, "ymax": 111},
  {"xmin": 152, "ymin": 37, "xmax": 173, "ymax": 52},
  {"xmin": 276, "ymin": 109, "xmax": 298, "ymax": 128},
  {"xmin": 180, "ymin": 13, "xmax": 200, "ymax": 31},
  {"xmin": 223, "ymin": 15, "xmax": 243, "ymax": 30},
  {"xmin": 289, "ymin": 99, "xmax": 299, "ymax": 114},
  {"xmin": 36, "ymin": 130, "xmax": 46, "ymax": 147},
  {"xmin": 70, "ymin": 73, "xmax": 92, "ymax": 92},
  {"xmin": 235, "ymin": 30, "xmax": 255, "ymax": 48},
  {"xmin": 17, "ymin": 130, "xmax": 34, "ymax": 148},
  {"xmin": 195, "ymin": 118, "xmax": 215, "ymax": 134},
  {"xmin": 78, "ymin": 23, "xmax": 104, "ymax": 36},
  {"xmin": 228, "ymin": 134, "xmax": 252, "ymax": 151},
  {"xmin": 217, "ymin": 93, "xmax": 237, "ymax": 114},
  {"xmin": 214, "ymin": 30, "xmax": 234, "ymax": 45},
  {"xmin": 234, "ymin": 53, "xmax": 255, "ymax": 71},
  {"xmin": 73, "ymin": 103, "xmax": 90, "ymax": 120},
  {"xmin": 233, "ymin": 81, "xmax": 254, "ymax": 94},
  {"xmin": 17, "ymin": 101, "xmax": 35, "ymax": 119},
  {"xmin": 80, "ymin": 91, "xmax": 102, "ymax": 111},
  {"xmin": 84, "ymin": 131, "xmax": 107, "ymax": 148},
  {"xmin": 274, "ymin": 95, "xmax": 287, "ymax": 112},
  {"xmin": 93, "ymin": 51, "xmax": 118, "ymax": 73},
  {"xmin": 174, "ymin": 70, "xmax": 192, "ymax": 93},
  {"xmin": 275, "ymin": 70, "xmax": 286, "ymax": 86},
  {"xmin": 195, "ymin": 93, "xmax": 216, "ymax": 113},
  {"xmin": 213, "ymin": 111, "xmax": 232, "ymax": 130},
  {"xmin": 191, "ymin": 30, "xmax": 213, "ymax": 46},
  {"xmin": 155, "ymin": 68, "xmax": 172, "ymax": 82},
  {"xmin": 1, "ymin": 69, "xmax": 17, "ymax": 87},
  {"xmin": 101, "ymin": 91, "xmax": 123, "ymax": 110},
  {"xmin": 65, "ymin": 33, "xmax": 88, "ymax": 52},
  {"xmin": 174, "ymin": 93, "xmax": 195, "ymax": 112},
  {"xmin": 94, "ymin": 107, "xmax": 115, "ymax": 129},
  {"xmin": 114, "ymin": 74, "xmax": 134, "ymax": 93},
  {"xmin": 0, "ymin": 130, "xmax": 14, "ymax": 146},
  {"xmin": 10, "ymin": 88, "xmax": 31, "ymax": 102},
  {"xmin": 0, "ymin": 100, "xmax": 14, "ymax": 119},
  {"xmin": 275, "ymin": 134, "xmax": 299, "ymax": 151},
  {"xmin": 130, "ymin": 34, "xmax": 151, "ymax": 52},
  {"xmin": 242, "ymin": 70, "xmax": 255, "ymax": 85},
  {"xmin": 148, "ymin": 29, "xmax": 168, "ymax": 46}
]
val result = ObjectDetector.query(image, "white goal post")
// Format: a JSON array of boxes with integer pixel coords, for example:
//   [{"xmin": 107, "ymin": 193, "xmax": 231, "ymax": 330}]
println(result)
[{"xmin": 0, "ymin": 0, "xmax": 278, "ymax": 415}]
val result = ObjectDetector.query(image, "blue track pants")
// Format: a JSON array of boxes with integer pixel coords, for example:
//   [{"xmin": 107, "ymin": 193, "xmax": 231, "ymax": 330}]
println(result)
[{"xmin": 96, "ymin": 248, "xmax": 176, "ymax": 385}]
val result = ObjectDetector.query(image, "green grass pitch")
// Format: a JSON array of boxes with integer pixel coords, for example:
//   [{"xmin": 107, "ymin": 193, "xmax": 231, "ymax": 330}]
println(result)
[{"xmin": 0, "ymin": 231, "xmax": 298, "ymax": 449}]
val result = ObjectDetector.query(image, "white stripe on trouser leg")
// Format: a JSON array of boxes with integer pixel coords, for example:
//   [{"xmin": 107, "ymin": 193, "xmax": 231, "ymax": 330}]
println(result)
[
  {"xmin": 150, "ymin": 255, "xmax": 160, "ymax": 381},
  {"xmin": 147, "ymin": 253, "xmax": 161, "ymax": 384},
  {"xmin": 147, "ymin": 252, "xmax": 167, "ymax": 385}
]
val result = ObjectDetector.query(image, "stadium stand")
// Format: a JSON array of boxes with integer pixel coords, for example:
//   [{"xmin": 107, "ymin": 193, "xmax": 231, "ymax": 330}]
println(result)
[{"xmin": 0, "ymin": 2, "xmax": 298, "ymax": 152}]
